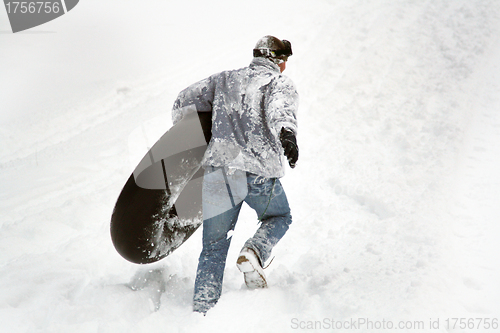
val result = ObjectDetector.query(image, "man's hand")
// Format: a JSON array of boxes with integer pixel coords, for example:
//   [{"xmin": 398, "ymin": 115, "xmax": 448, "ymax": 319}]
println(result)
[{"xmin": 280, "ymin": 128, "xmax": 299, "ymax": 168}]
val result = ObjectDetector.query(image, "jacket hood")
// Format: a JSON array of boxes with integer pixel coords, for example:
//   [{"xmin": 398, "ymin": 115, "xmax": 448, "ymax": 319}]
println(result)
[{"xmin": 249, "ymin": 57, "xmax": 281, "ymax": 73}]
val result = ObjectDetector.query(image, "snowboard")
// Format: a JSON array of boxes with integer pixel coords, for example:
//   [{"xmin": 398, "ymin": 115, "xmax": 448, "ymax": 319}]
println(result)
[{"xmin": 111, "ymin": 111, "xmax": 212, "ymax": 264}]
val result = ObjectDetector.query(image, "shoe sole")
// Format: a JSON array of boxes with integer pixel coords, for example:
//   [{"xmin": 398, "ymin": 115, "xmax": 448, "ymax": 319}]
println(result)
[{"xmin": 237, "ymin": 253, "xmax": 267, "ymax": 289}]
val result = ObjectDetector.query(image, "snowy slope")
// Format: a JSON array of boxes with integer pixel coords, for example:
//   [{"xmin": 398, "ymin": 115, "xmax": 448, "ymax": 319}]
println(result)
[{"xmin": 1, "ymin": 0, "xmax": 500, "ymax": 332}]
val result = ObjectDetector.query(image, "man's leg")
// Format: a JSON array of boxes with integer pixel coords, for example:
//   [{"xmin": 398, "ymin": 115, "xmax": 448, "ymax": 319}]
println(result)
[
  {"xmin": 241, "ymin": 175, "xmax": 292, "ymax": 270},
  {"xmin": 193, "ymin": 203, "xmax": 241, "ymax": 313},
  {"xmin": 193, "ymin": 167, "xmax": 246, "ymax": 313}
]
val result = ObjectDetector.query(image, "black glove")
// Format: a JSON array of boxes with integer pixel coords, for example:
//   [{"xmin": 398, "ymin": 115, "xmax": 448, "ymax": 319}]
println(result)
[{"xmin": 280, "ymin": 127, "xmax": 299, "ymax": 168}]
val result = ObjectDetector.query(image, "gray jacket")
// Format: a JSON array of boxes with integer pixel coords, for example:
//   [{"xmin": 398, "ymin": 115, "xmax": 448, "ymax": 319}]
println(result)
[{"xmin": 172, "ymin": 57, "xmax": 299, "ymax": 178}]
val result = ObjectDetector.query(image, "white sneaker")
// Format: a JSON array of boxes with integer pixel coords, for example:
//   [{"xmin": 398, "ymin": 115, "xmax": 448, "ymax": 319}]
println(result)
[{"xmin": 236, "ymin": 248, "xmax": 267, "ymax": 289}]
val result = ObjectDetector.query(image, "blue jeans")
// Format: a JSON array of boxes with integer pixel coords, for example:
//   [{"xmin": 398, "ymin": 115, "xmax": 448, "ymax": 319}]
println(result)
[{"xmin": 193, "ymin": 167, "xmax": 292, "ymax": 313}]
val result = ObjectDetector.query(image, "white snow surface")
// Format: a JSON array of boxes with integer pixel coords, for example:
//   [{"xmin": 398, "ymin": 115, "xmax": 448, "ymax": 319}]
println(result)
[{"xmin": 1, "ymin": 0, "xmax": 500, "ymax": 332}]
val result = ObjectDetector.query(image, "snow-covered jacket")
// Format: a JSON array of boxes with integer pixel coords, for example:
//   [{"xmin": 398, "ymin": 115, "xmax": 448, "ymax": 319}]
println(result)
[{"xmin": 172, "ymin": 57, "xmax": 299, "ymax": 178}]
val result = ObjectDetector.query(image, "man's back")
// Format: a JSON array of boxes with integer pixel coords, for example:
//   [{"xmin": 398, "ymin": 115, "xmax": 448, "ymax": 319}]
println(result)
[{"xmin": 173, "ymin": 57, "xmax": 298, "ymax": 178}]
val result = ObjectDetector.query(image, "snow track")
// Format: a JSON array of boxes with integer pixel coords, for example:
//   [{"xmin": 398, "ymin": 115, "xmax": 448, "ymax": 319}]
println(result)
[{"xmin": 1, "ymin": 1, "xmax": 499, "ymax": 332}]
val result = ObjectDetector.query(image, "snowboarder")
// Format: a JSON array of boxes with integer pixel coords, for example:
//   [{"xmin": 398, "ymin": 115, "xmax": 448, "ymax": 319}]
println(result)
[{"xmin": 171, "ymin": 35, "xmax": 299, "ymax": 314}]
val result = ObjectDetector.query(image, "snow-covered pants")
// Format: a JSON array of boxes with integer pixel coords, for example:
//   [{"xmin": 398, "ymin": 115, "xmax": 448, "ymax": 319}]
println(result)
[{"xmin": 193, "ymin": 167, "xmax": 292, "ymax": 313}]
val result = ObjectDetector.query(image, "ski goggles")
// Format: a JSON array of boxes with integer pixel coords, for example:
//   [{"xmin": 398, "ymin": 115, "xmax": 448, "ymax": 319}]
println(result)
[
  {"xmin": 253, "ymin": 39, "xmax": 293, "ymax": 62},
  {"xmin": 275, "ymin": 40, "xmax": 293, "ymax": 60}
]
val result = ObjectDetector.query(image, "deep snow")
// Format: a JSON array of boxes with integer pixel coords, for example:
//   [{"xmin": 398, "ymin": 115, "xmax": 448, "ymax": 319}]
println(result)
[{"xmin": 1, "ymin": 0, "xmax": 500, "ymax": 332}]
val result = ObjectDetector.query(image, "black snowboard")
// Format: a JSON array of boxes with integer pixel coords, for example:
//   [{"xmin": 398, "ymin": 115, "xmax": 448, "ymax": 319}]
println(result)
[{"xmin": 111, "ymin": 111, "xmax": 212, "ymax": 264}]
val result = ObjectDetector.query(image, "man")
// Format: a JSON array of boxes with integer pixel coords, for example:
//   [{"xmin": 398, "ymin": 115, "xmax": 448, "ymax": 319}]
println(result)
[{"xmin": 171, "ymin": 35, "xmax": 299, "ymax": 314}]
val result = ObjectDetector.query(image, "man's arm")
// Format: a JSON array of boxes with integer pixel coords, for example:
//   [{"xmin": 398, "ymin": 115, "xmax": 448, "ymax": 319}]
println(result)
[
  {"xmin": 268, "ymin": 76, "xmax": 299, "ymax": 167},
  {"xmin": 172, "ymin": 76, "xmax": 215, "ymax": 125}
]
